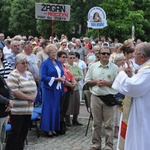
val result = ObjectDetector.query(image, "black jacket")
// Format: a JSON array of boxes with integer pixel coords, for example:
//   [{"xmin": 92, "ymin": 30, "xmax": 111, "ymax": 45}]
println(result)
[{"xmin": 0, "ymin": 76, "xmax": 13, "ymax": 118}]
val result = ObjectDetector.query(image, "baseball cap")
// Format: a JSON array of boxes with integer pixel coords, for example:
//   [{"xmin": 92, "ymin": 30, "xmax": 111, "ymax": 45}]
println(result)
[
  {"xmin": 91, "ymin": 41, "xmax": 96, "ymax": 45},
  {"xmin": 102, "ymin": 42, "xmax": 110, "ymax": 47}
]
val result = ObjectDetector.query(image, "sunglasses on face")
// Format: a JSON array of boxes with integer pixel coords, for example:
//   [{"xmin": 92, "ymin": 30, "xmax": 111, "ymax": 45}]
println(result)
[
  {"xmin": 62, "ymin": 44, "xmax": 66, "ymax": 46},
  {"xmin": 100, "ymin": 52, "xmax": 111, "ymax": 56},
  {"xmin": 127, "ymin": 51, "xmax": 134, "ymax": 54},
  {"xmin": 61, "ymin": 56, "xmax": 67, "ymax": 58},
  {"xmin": 69, "ymin": 57, "xmax": 75, "ymax": 59}
]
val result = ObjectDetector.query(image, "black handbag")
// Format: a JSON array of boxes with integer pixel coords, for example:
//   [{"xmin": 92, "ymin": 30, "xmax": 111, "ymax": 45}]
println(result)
[
  {"xmin": 115, "ymin": 93, "xmax": 125, "ymax": 106},
  {"xmin": 59, "ymin": 121, "xmax": 66, "ymax": 135},
  {"xmin": 0, "ymin": 76, "xmax": 11, "ymax": 99},
  {"xmin": 0, "ymin": 76, "xmax": 13, "ymax": 117},
  {"xmin": 98, "ymin": 94, "xmax": 117, "ymax": 106}
]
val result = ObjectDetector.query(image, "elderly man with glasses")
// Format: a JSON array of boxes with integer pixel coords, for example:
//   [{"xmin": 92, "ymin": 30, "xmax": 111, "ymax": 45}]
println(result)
[
  {"xmin": 112, "ymin": 42, "xmax": 150, "ymax": 150},
  {"xmin": 7, "ymin": 40, "xmax": 21, "ymax": 69},
  {"xmin": 22, "ymin": 41, "xmax": 40, "ymax": 83},
  {"xmin": 85, "ymin": 44, "xmax": 118, "ymax": 150}
]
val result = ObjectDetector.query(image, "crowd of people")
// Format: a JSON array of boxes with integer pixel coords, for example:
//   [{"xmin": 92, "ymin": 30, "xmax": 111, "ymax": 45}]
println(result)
[{"xmin": 0, "ymin": 32, "xmax": 150, "ymax": 150}]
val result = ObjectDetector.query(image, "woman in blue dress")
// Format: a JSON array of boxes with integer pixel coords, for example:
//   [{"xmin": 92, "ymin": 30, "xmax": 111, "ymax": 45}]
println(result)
[{"xmin": 40, "ymin": 44, "xmax": 65, "ymax": 137}]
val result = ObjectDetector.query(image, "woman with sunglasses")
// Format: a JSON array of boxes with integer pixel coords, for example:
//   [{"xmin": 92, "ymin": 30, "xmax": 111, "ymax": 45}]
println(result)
[
  {"xmin": 59, "ymin": 39, "xmax": 68, "ymax": 52},
  {"xmin": 74, "ymin": 52, "xmax": 87, "ymax": 104},
  {"xmin": 120, "ymin": 45, "xmax": 136, "ymax": 75},
  {"xmin": 5, "ymin": 53, "xmax": 37, "ymax": 150},
  {"xmin": 65, "ymin": 52, "xmax": 82, "ymax": 126},
  {"xmin": 57, "ymin": 51, "xmax": 76, "ymax": 134}
]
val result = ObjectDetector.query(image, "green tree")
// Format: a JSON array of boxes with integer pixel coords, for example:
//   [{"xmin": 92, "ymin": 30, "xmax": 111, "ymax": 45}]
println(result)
[
  {"xmin": 0, "ymin": 0, "xmax": 11, "ymax": 36},
  {"xmin": 36, "ymin": 0, "xmax": 103, "ymax": 39},
  {"xmin": 132, "ymin": 0, "xmax": 150, "ymax": 41},
  {"xmin": 86, "ymin": 0, "xmax": 147, "ymax": 42},
  {"xmin": 9, "ymin": 0, "xmax": 38, "ymax": 36},
  {"xmin": 36, "ymin": 0, "xmax": 79, "ymax": 39},
  {"xmin": 0, "ymin": 0, "xmax": 150, "ymax": 41}
]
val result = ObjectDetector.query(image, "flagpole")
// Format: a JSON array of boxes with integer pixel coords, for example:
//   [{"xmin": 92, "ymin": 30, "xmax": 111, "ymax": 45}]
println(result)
[{"xmin": 51, "ymin": 20, "xmax": 54, "ymax": 36}]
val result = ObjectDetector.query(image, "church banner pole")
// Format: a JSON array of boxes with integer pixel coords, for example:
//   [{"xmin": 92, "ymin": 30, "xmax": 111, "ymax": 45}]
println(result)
[{"xmin": 51, "ymin": 20, "xmax": 54, "ymax": 37}]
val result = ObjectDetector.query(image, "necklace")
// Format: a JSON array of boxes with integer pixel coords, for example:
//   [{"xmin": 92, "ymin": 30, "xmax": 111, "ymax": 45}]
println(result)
[{"xmin": 52, "ymin": 60, "xmax": 57, "ymax": 66}]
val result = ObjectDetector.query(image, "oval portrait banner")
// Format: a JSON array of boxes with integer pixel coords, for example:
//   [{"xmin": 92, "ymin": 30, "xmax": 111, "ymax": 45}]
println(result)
[{"xmin": 87, "ymin": 7, "xmax": 107, "ymax": 29}]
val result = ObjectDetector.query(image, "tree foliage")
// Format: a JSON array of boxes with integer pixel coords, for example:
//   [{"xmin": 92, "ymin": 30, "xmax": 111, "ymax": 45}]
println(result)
[
  {"xmin": 0, "ymin": 0, "xmax": 149, "ymax": 41},
  {"xmin": 0, "ymin": 0, "xmax": 11, "ymax": 35},
  {"xmin": 8, "ymin": 0, "xmax": 38, "ymax": 36},
  {"xmin": 132, "ymin": 0, "xmax": 150, "ymax": 41},
  {"xmin": 86, "ymin": 0, "xmax": 147, "ymax": 42}
]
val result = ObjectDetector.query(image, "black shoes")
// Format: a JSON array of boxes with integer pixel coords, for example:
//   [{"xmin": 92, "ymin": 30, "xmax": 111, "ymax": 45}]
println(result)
[
  {"xmin": 72, "ymin": 120, "xmax": 82, "ymax": 126},
  {"xmin": 46, "ymin": 132, "xmax": 53, "ymax": 138},
  {"xmin": 46, "ymin": 131, "xmax": 59, "ymax": 137},
  {"xmin": 66, "ymin": 123, "xmax": 72, "ymax": 127},
  {"xmin": 66, "ymin": 120, "xmax": 83, "ymax": 126},
  {"xmin": 52, "ymin": 132, "xmax": 59, "ymax": 136}
]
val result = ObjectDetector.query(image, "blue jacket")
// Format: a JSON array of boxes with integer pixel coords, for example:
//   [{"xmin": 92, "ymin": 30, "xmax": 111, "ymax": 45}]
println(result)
[{"xmin": 40, "ymin": 58, "xmax": 64, "ymax": 96}]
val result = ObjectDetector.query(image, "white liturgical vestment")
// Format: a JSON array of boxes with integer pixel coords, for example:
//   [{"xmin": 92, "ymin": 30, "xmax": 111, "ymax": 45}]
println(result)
[{"xmin": 112, "ymin": 60, "xmax": 150, "ymax": 150}]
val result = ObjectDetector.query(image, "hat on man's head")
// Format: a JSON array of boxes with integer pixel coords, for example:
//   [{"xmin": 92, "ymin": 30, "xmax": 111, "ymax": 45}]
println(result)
[
  {"xmin": 102, "ymin": 42, "xmax": 110, "ymax": 48},
  {"xmin": 91, "ymin": 41, "xmax": 96, "ymax": 45}
]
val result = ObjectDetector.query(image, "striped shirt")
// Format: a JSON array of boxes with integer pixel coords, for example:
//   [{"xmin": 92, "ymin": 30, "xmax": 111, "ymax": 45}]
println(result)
[
  {"xmin": 7, "ymin": 69, "xmax": 37, "ymax": 115},
  {"xmin": 0, "ymin": 59, "xmax": 12, "ymax": 78}
]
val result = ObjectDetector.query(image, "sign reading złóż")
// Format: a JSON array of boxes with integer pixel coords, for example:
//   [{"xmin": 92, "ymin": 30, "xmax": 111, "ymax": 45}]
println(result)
[{"xmin": 35, "ymin": 3, "xmax": 70, "ymax": 21}]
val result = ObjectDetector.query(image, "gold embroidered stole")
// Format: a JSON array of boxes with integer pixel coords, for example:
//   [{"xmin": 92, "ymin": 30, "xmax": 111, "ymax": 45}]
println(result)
[
  {"xmin": 119, "ymin": 61, "xmax": 150, "ymax": 150},
  {"xmin": 137, "ymin": 61, "xmax": 150, "ymax": 73}
]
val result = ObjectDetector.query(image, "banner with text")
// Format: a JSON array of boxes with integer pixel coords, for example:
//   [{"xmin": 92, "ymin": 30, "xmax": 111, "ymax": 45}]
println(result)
[
  {"xmin": 87, "ymin": 7, "xmax": 107, "ymax": 29},
  {"xmin": 35, "ymin": 3, "xmax": 70, "ymax": 21}
]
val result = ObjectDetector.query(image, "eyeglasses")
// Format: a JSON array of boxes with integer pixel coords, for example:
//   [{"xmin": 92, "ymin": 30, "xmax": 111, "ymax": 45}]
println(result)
[
  {"xmin": 127, "ymin": 51, "xmax": 134, "ymax": 54},
  {"xmin": 61, "ymin": 56, "xmax": 67, "ymax": 58},
  {"xmin": 137, "ymin": 53, "xmax": 145, "ymax": 57},
  {"xmin": 69, "ymin": 57, "xmax": 75, "ymax": 59},
  {"xmin": 100, "ymin": 52, "xmax": 111, "ymax": 55},
  {"xmin": 62, "ymin": 44, "xmax": 66, "ymax": 46},
  {"xmin": 117, "ymin": 59, "xmax": 125, "ymax": 62},
  {"xmin": 21, "ymin": 61, "xmax": 29, "ymax": 65}
]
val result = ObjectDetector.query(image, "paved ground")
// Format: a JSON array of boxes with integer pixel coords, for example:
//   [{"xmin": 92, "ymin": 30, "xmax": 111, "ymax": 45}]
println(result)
[{"xmin": 24, "ymin": 104, "xmax": 117, "ymax": 150}]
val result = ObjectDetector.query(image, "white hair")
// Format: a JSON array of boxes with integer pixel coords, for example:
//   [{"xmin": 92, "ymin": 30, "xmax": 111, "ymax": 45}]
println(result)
[
  {"xmin": 114, "ymin": 53, "xmax": 125, "ymax": 64},
  {"xmin": 15, "ymin": 53, "xmax": 27, "ymax": 64}
]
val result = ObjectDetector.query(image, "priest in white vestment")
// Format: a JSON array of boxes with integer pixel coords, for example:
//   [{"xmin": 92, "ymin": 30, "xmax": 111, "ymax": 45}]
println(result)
[{"xmin": 112, "ymin": 42, "xmax": 150, "ymax": 150}]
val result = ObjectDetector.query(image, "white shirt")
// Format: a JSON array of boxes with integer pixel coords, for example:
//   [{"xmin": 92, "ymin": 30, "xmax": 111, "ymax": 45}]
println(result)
[
  {"xmin": 3, "ymin": 46, "xmax": 12, "ymax": 59},
  {"xmin": 112, "ymin": 61, "xmax": 150, "ymax": 150},
  {"xmin": 26, "ymin": 54, "xmax": 39, "ymax": 79}
]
